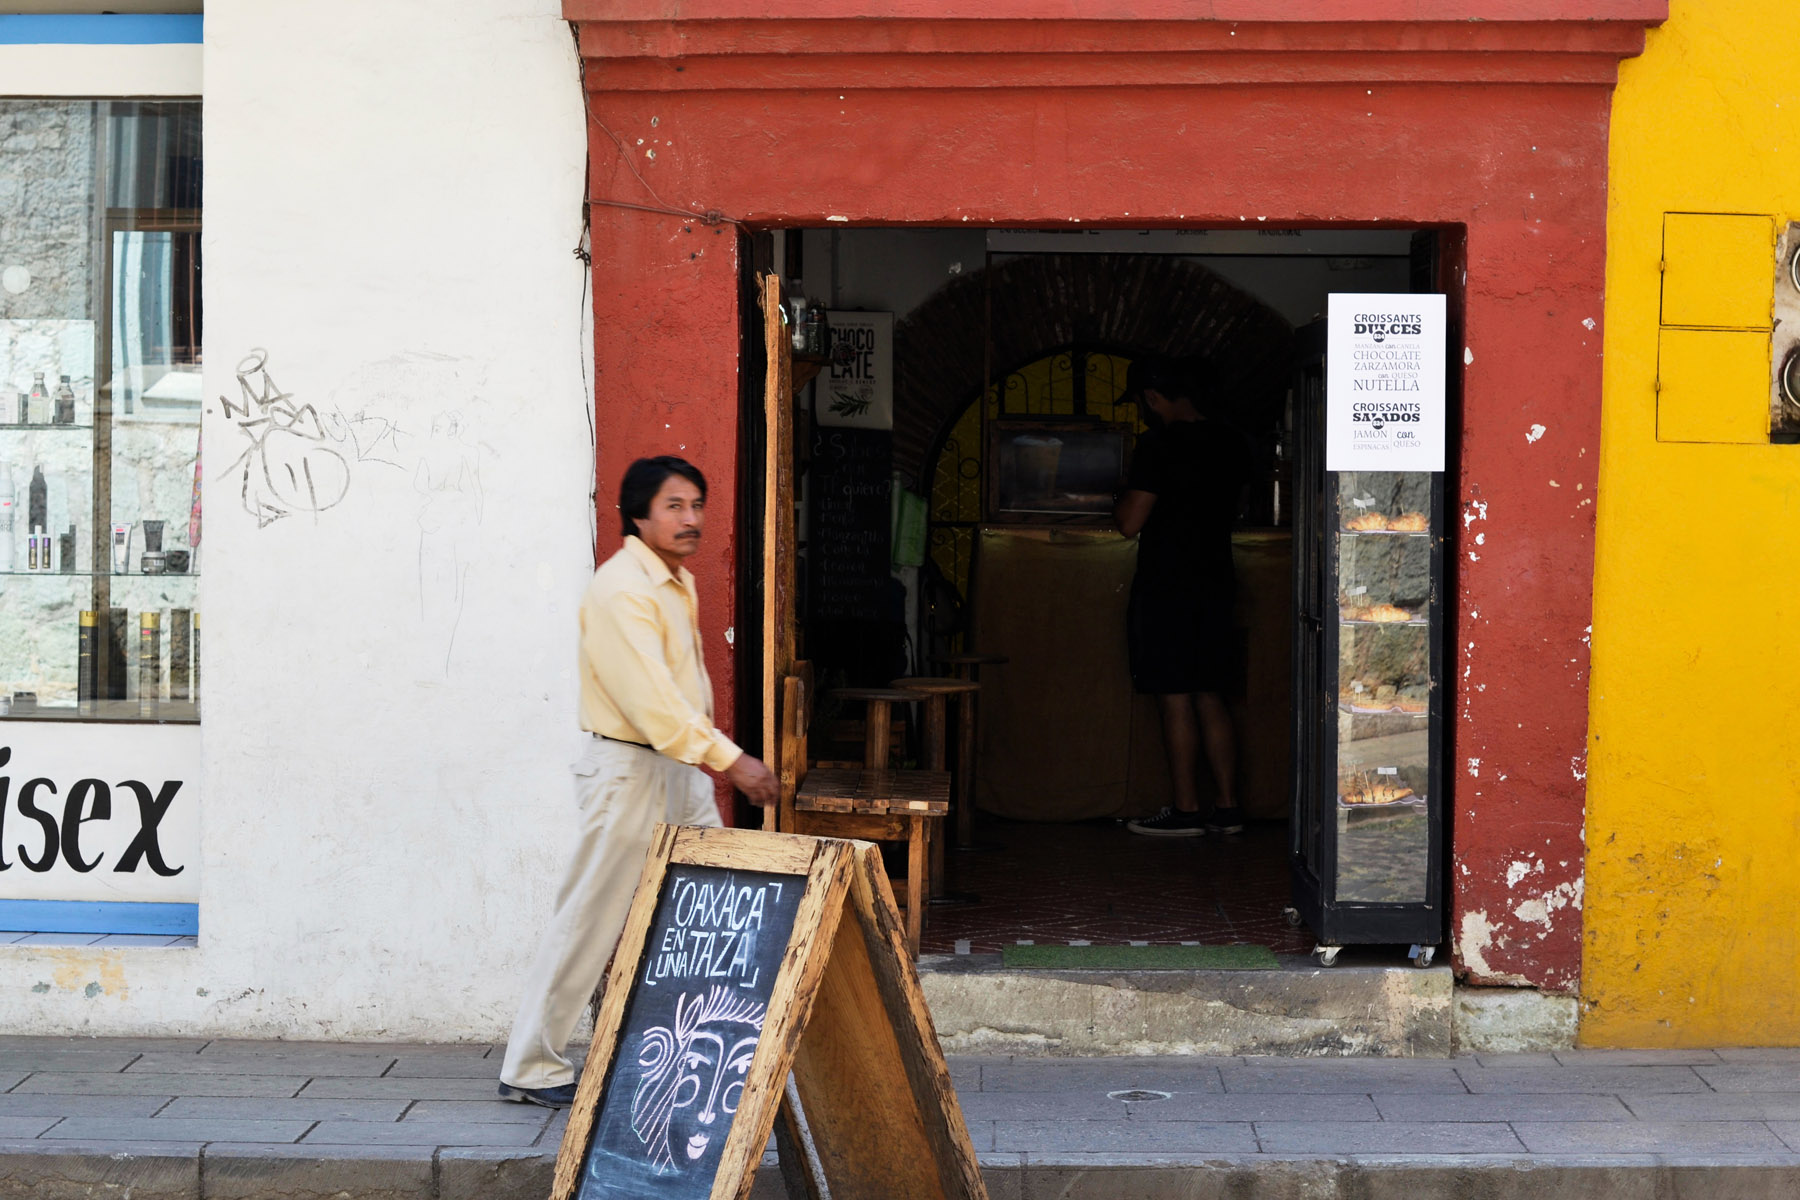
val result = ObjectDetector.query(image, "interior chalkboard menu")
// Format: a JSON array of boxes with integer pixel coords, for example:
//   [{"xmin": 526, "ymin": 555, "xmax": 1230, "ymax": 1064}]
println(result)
[
  {"xmin": 808, "ymin": 427, "xmax": 892, "ymax": 623},
  {"xmin": 576, "ymin": 864, "xmax": 804, "ymax": 1199}
]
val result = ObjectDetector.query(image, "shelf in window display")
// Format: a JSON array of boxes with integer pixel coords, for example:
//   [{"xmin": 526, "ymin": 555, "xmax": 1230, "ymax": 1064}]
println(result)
[
  {"xmin": 1, "ymin": 700, "xmax": 199, "ymax": 725},
  {"xmin": 1339, "ymin": 700, "xmax": 1429, "ymax": 717},
  {"xmin": 0, "ymin": 423, "xmax": 94, "ymax": 431},
  {"xmin": 0, "ymin": 570, "xmax": 197, "ymax": 578}
]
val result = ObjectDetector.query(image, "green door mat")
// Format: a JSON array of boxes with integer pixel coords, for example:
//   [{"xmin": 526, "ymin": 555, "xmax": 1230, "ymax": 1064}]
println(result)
[{"xmin": 1001, "ymin": 943, "xmax": 1280, "ymax": 970}]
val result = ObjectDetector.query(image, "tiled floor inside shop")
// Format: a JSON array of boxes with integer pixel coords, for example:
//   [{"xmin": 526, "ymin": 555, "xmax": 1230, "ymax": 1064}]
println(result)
[{"xmin": 921, "ymin": 817, "xmax": 1316, "ymax": 956}]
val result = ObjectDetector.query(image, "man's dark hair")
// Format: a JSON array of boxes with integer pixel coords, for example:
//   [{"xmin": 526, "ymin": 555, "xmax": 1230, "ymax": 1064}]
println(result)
[
  {"xmin": 619, "ymin": 455, "xmax": 707, "ymax": 537},
  {"xmin": 1124, "ymin": 354, "xmax": 1196, "ymax": 404}
]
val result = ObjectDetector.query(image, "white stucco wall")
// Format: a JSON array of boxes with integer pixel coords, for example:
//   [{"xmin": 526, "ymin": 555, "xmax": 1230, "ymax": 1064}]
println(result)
[{"xmin": 1, "ymin": 0, "xmax": 594, "ymax": 1039}]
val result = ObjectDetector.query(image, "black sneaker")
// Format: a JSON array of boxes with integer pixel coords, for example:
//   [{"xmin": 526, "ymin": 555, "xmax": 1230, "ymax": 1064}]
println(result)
[
  {"xmin": 498, "ymin": 1081, "xmax": 578, "ymax": 1108},
  {"xmin": 1126, "ymin": 807, "xmax": 1206, "ymax": 837},
  {"xmin": 1206, "ymin": 806, "xmax": 1245, "ymax": 835}
]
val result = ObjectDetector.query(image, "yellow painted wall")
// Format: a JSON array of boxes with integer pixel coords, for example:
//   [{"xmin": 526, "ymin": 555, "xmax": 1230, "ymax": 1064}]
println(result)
[{"xmin": 1584, "ymin": 0, "xmax": 1800, "ymax": 1045}]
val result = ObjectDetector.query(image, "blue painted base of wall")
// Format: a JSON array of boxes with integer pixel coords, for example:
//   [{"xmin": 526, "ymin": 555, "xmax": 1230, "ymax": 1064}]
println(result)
[
  {"xmin": 0, "ymin": 900, "xmax": 198, "ymax": 936},
  {"xmin": 0, "ymin": 15, "xmax": 203, "ymax": 45}
]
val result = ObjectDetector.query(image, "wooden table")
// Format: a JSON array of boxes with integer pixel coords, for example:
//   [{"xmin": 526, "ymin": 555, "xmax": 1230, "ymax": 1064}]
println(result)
[
  {"xmin": 891, "ymin": 676, "xmax": 981, "ymax": 898},
  {"xmin": 794, "ymin": 767, "xmax": 949, "ymax": 957},
  {"xmin": 928, "ymin": 654, "xmax": 1008, "ymax": 849},
  {"xmin": 932, "ymin": 652, "xmax": 1010, "ymax": 682},
  {"xmin": 827, "ymin": 686, "xmax": 927, "ymax": 770}
]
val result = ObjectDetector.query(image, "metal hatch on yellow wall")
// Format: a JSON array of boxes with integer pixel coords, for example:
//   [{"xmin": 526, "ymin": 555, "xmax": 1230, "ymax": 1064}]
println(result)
[{"xmin": 1656, "ymin": 212, "xmax": 1776, "ymax": 444}]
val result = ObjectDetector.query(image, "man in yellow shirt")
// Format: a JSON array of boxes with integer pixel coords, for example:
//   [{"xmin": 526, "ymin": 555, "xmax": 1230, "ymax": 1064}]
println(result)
[{"xmin": 498, "ymin": 455, "xmax": 778, "ymax": 1108}]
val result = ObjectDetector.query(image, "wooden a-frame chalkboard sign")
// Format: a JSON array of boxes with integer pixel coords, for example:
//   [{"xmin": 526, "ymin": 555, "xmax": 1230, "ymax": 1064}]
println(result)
[{"xmin": 550, "ymin": 824, "xmax": 988, "ymax": 1200}]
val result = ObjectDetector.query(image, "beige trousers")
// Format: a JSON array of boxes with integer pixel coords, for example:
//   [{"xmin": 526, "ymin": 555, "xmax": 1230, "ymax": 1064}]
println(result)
[{"xmin": 499, "ymin": 736, "xmax": 723, "ymax": 1090}]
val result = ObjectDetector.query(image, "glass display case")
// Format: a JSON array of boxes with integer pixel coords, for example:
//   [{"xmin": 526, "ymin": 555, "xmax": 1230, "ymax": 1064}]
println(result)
[
  {"xmin": 1290, "ymin": 322, "xmax": 1446, "ymax": 960},
  {"xmin": 1, "ymin": 100, "xmax": 201, "ymax": 724},
  {"xmin": 986, "ymin": 420, "xmax": 1127, "ymax": 521}
]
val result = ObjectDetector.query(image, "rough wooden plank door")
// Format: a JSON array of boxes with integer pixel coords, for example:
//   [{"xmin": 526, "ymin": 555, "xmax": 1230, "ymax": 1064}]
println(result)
[{"xmin": 761, "ymin": 272, "xmax": 798, "ymax": 831}]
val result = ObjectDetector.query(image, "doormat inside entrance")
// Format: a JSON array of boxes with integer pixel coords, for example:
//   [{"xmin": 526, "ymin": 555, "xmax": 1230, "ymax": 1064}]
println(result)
[{"xmin": 1001, "ymin": 943, "xmax": 1280, "ymax": 970}]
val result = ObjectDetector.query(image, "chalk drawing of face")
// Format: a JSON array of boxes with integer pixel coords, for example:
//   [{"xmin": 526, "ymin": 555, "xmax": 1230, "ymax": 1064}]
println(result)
[{"xmin": 630, "ymin": 986, "xmax": 767, "ymax": 1174}]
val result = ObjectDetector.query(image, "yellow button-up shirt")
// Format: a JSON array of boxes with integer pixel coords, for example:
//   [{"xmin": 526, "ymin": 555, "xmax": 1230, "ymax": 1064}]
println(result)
[{"xmin": 578, "ymin": 536, "xmax": 743, "ymax": 773}]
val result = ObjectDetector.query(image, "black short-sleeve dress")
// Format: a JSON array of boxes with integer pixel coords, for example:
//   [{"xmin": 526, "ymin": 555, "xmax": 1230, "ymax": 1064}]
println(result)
[{"xmin": 1124, "ymin": 419, "xmax": 1247, "ymax": 695}]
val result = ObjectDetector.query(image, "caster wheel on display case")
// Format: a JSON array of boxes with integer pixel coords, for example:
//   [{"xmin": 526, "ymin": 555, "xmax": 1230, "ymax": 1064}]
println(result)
[
  {"xmin": 1409, "ymin": 944, "xmax": 1437, "ymax": 969},
  {"xmin": 1314, "ymin": 945, "xmax": 1342, "ymax": 968},
  {"xmin": 1282, "ymin": 906, "xmax": 1303, "ymax": 928}
]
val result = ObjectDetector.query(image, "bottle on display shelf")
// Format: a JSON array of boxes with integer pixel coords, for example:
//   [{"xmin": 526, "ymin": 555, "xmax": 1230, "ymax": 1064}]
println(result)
[
  {"xmin": 0, "ymin": 463, "xmax": 13, "ymax": 572},
  {"xmin": 169, "ymin": 607, "xmax": 191, "ymax": 702},
  {"xmin": 27, "ymin": 373, "xmax": 49, "ymax": 425},
  {"xmin": 0, "ymin": 387, "xmax": 17, "ymax": 424},
  {"xmin": 53, "ymin": 376, "xmax": 75, "ymax": 425},
  {"xmin": 139, "ymin": 612, "xmax": 162, "ymax": 716},
  {"xmin": 103, "ymin": 607, "xmax": 129, "ymax": 701},
  {"xmin": 28, "ymin": 464, "xmax": 47, "ymax": 534},
  {"xmin": 78, "ymin": 610, "xmax": 97, "ymax": 716},
  {"xmin": 787, "ymin": 293, "xmax": 809, "ymax": 351}
]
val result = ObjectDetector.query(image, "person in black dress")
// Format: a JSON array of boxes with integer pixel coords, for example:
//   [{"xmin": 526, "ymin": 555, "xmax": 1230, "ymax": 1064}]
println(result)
[{"xmin": 1113, "ymin": 356, "xmax": 1248, "ymax": 836}]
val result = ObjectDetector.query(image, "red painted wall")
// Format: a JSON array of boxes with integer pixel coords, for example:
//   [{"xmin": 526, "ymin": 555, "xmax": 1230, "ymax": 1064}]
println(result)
[
  {"xmin": 572, "ymin": 10, "xmax": 1661, "ymax": 989},
  {"xmin": 589, "ymin": 202, "xmax": 743, "ymax": 819}
]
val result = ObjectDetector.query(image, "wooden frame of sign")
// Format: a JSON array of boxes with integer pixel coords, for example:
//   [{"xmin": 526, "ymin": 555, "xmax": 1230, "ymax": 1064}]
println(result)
[{"xmin": 551, "ymin": 823, "xmax": 988, "ymax": 1200}]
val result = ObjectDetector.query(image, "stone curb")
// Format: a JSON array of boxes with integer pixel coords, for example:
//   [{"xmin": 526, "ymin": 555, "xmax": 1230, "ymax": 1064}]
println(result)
[{"xmin": 7, "ymin": 1144, "xmax": 1800, "ymax": 1198}]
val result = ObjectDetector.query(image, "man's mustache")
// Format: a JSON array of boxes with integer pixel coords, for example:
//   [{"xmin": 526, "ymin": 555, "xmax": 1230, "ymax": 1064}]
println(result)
[{"xmin": 676, "ymin": 530, "xmax": 701, "ymax": 539}]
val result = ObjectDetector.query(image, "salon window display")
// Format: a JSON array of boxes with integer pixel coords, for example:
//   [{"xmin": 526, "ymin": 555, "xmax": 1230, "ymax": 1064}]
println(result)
[{"xmin": 0, "ymin": 100, "xmax": 202, "ymax": 724}]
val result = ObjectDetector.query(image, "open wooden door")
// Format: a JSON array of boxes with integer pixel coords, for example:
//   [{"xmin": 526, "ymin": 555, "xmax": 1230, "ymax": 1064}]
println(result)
[{"xmin": 759, "ymin": 272, "xmax": 800, "ymax": 831}]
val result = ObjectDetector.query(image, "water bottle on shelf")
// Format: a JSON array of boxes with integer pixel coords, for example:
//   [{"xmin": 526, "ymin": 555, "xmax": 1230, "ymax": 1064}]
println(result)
[
  {"xmin": 27, "ymin": 373, "xmax": 49, "ymax": 425},
  {"xmin": 53, "ymin": 376, "xmax": 75, "ymax": 425}
]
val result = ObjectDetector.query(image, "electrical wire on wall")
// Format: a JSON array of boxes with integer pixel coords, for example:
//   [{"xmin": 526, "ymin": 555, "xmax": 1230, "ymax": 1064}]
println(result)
[
  {"xmin": 566, "ymin": 20, "xmax": 741, "ymax": 569},
  {"xmin": 570, "ymin": 21, "xmax": 599, "ymax": 567}
]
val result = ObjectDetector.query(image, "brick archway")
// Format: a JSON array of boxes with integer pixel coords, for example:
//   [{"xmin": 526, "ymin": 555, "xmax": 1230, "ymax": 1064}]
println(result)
[{"xmin": 891, "ymin": 252, "xmax": 1295, "ymax": 485}]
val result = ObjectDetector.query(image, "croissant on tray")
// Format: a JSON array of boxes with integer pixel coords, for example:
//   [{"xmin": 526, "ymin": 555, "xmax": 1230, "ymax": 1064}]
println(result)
[
  {"xmin": 1341, "ymin": 603, "xmax": 1414, "ymax": 623},
  {"xmin": 1340, "ymin": 776, "xmax": 1418, "ymax": 806}
]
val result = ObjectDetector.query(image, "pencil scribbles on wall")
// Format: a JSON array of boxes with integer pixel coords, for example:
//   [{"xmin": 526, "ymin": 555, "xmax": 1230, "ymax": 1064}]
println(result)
[
  {"xmin": 415, "ymin": 410, "xmax": 485, "ymax": 675},
  {"xmin": 220, "ymin": 349, "xmax": 367, "ymax": 526},
  {"xmin": 218, "ymin": 347, "xmax": 498, "ymax": 677}
]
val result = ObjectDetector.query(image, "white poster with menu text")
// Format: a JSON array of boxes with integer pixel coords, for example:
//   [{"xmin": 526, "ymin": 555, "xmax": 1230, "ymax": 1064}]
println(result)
[{"xmin": 1326, "ymin": 294, "xmax": 1446, "ymax": 472}]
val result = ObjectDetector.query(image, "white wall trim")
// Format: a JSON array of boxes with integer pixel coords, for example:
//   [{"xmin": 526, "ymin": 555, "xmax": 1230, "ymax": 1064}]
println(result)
[{"xmin": 0, "ymin": 43, "xmax": 201, "ymax": 97}]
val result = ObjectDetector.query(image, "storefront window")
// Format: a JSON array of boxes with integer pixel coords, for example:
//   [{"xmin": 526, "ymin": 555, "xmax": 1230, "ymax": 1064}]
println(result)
[{"xmin": 0, "ymin": 100, "xmax": 201, "ymax": 723}]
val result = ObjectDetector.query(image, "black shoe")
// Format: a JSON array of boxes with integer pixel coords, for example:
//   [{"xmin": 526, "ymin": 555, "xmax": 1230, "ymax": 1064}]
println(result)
[
  {"xmin": 1206, "ymin": 807, "xmax": 1245, "ymax": 835},
  {"xmin": 498, "ymin": 1081, "xmax": 578, "ymax": 1108},
  {"xmin": 1126, "ymin": 807, "xmax": 1206, "ymax": 837}
]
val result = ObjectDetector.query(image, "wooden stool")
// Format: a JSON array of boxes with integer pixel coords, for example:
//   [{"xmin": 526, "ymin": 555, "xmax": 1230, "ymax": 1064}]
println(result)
[
  {"xmin": 794, "ymin": 767, "xmax": 949, "ymax": 958},
  {"xmin": 929, "ymin": 654, "xmax": 1008, "ymax": 849},
  {"xmin": 827, "ymin": 686, "xmax": 926, "ymax": 769},
  {"xmin": 891, "ymin": 676, "xmax": 980, "ymax": 899},
  {"xmin": 932, "ymin": 652, "xmax": 1010, "ymax": 682}
]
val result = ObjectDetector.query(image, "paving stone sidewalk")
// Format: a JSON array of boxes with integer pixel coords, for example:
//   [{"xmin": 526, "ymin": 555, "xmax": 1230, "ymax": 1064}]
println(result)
[{"xmin": 3, "ymin": 1037, "xmax": 1800, "ymax": 1198}]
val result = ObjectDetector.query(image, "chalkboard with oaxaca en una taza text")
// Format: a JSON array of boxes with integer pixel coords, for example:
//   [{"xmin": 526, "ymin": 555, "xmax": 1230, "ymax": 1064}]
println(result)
[{"xmin": 552, "ymin": 824, "xmax": 988, "ymax": 1200}]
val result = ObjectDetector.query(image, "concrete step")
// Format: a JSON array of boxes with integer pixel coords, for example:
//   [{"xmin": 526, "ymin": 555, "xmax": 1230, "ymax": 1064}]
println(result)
[{"xmin": 920, "ymin": 955, "xmax": 1455, "ymax": 1057}]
